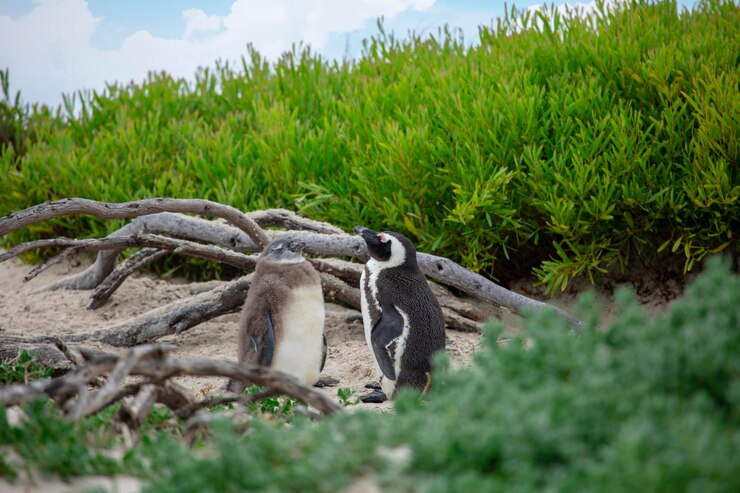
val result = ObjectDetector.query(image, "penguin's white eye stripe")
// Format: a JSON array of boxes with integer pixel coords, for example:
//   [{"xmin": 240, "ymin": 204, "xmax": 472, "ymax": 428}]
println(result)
[{"xmin": 378, "ymin": 233, "xmax": 389, "ymax": 243}]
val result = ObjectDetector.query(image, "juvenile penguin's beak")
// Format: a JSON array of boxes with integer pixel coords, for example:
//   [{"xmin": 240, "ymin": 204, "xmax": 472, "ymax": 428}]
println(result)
[
  {"xmin": 288, "ymin": 240, "xmax": 306, "ymax": 252},
  {"xmin": 354, "ymin": 226, "xmax": 380, "ymax": 245}
]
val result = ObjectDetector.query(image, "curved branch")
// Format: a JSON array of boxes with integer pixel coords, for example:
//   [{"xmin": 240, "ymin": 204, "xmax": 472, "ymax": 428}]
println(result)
[
  {"xmin": 40, "ymin": 211, "xmax": 341, "ymax": 291},
  {"xmin": 0, "ymin": 345, "xmax": 343, "ymax": 416},
  {"xmin": 65, "ymin": 275, "xmax": 252, "ymax": 346},
  {"xmin": 0, "ymin": 197, "xmax": 270, "ymax": 248},
  {"xmin": 0, "ymin": 234, "xmax": 258, "ymax": 282}
]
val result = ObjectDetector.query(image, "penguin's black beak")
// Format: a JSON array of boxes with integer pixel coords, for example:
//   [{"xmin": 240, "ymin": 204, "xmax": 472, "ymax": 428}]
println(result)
[
  {"xmin": 288, "ymin": 240, "xmax": 306, "ymax": 252},
  {"xmin": 354, "ymin": 226, "xmax": 381, "ymax": 245}
]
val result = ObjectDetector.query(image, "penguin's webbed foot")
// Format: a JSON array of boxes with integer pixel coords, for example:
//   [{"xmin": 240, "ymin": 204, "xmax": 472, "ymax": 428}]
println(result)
[
  {"xmin": 364, "ymin": 382, "xmax": 382, "ymax": 390},
  {"xmin": 314, "ymin": 376, "xmax": 340, "ymax": 388},
  {"xmin": 360, "ymin": 389, "xmax": 388, "ymax": 403}
]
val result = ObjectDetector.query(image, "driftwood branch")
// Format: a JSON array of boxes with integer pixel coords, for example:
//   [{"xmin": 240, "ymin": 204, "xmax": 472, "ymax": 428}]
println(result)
[
  {"xmin": 0, "ymin": 197, "xmax": 270, "ymax": 248},
  {"xmin": 0, "ymin": 344, "xmax": 343, "ymax": 420},
  {"xmin": 0, "ymin": 233, "xmax": 259, "ymax": 276},
  {"xmin": 0, "ymin": 198, "xmax": 583, "ymax": 332},
  {"xmin": 88, "ymin": 248, "xmax": 168, "ymax": 309},
  {"xmin": 65, "ymin": 275, "xmax": 253, "ymax": 346}
]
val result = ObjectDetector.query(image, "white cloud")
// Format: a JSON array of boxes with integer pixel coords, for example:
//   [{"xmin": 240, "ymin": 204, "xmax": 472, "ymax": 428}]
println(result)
[
  {"xmin": 0, "ymin": 0, "xmax": 434, "ymax": 108},
  {"xmin": 183, "ymin": 9, "xmax": 224, "ymax": 39},
  {"xmin": 527, "ymin": 0, "xmax": 622, "ymax": 21}
]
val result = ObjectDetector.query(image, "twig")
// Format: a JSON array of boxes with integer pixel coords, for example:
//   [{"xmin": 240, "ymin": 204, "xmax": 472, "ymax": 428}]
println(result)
[
  {"xmin": 79, "ymin": 344, "xmax": 175, "ymax": 419},
  {"xmin": 0, "ymin": 197, "xmax": 270, "ymax": 249},
  {"xmin": 65, "ymin": 275, "xmax": 252, "ymax": 346},
  {"xmin": 2, "ymin": 233, "xmax": 258, "ymax": 274},
  {"xmin": 0, "ymin": 351, "xmax": 343, "ymax": 416},
  {"xmin": 88, "ymin": 248, "xmax": 168, "ymax": 309}
]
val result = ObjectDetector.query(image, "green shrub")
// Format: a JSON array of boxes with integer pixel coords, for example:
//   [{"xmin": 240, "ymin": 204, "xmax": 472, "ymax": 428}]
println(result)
[
  {"xmin": 1, "ymin": 1, "xmax": 738, "ymax": 290},
  {"xmin": 0, "ymin": 350, "xmax": 54, "ymax": 385}
]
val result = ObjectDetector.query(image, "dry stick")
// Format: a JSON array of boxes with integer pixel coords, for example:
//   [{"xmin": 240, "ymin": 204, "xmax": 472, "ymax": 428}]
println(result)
[
  {"xmin": 441, "ymin": 308, "xmax": 482, "ymax": 333},
  {"xmin": 416, "ymin": 253, "xmax": 583, "ymax": 330},
  {"xmin": 0, "ymin": 199, "xmax": 582, "ymax": 329},
  {"xmin": 130, "ymin": 358, "xmax": 342, "ymax": 415},
  {"xmin": 158, "ymin": 381, "xmax": 195, "ymax": 412},
  {"xmin": 318, "ymin": 271, "xmax": 361, "ymax": 307},
  {"xmin": 76, "ymin": 344, "xmax": 174, "ymax": 420},
  {"xmin": 0, "ymin": 197, "xmax": 271, "ymax": 248},
  {"xmin": 86, "ymin": 382, "xmax": 148, "ymax": 416},
  {"xmin": 88, "ymin": 248, "xmax": 168, "ymax": 309},
  {"xmin": 117, "ymin": 384, "xmax": 160, "ymax": 429},
  {"xmin": 65, "ymin": 275, "xmax": 253, "ymax": 346},
  {"xmin": 429, "ymin": 282, "xmax": 486, "ymax": 322},
  {"xmin": 0, "ymin": 360, "xmax": 115, "ymax": 407},
  {"xmin": 24, "ymin": 245, "xmax": 85, "ymax": 282},
  {"xmin": 3, "ymin": 233, "xmax": 259, "ymax": 278},
  {"xmin": 43, "ymin": 210, "xmax": 341, "ymax": 292},
  {"xmin": 0, "ymin": 355, "xmax": 342, "ymax": 416}
]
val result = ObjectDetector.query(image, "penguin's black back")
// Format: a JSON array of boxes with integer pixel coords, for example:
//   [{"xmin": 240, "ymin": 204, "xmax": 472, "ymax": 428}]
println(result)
[{"xmin": 376, "ymin": 264, "xmax": 446, "ymax": 388}]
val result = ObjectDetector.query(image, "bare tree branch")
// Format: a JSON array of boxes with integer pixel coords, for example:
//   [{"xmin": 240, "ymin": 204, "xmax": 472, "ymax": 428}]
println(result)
[
  {"xmin": 1, "ymin": 234, "xmax": 258, "ymax": 273},
  {"xmin": 88, "ymin": 248, "xmax": 168, "ymax": 309},
  {"xmin": 42, "ymin": 210, "xmax": 340, "ymax": 291},
  {"xmin": 0, "ymin": 345, "xmax": 343, "ymax": 416},
  {"xmin": 65, "ymin": 275, "xmax": 252, "ymax": 346},
  {"xmin": 0, "ymin": 197, "xmax": 270, "ymax": 249},
  {"xmin": 0, "ymin": 198, "xmax": 583, "ymax": 330}
]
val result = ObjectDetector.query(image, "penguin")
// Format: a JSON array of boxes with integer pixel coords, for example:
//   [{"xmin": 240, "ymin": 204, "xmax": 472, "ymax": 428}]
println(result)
[
  {"xmin": 354, "ymin": 226, "xmax": 446, "ymax": 402},
  {"xmin": 229, "ymin": 238, "xmax": 326, "ymax": 393}
]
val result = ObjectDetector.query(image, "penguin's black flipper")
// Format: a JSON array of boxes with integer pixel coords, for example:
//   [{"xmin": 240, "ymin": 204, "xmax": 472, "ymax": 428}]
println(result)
[
  {"xmin": 320, "ymin": 333, "xmax": 328, "ymax": 372},
  {"xmin": 371, "ymin": 302, "xmax": 404, "ymax": 381}
]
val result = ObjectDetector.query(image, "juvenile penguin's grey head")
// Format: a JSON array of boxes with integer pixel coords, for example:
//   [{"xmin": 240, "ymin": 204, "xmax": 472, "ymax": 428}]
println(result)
[
  {"xmin": 261, "ymin": 239, "xmax": 306, "ymax": 264},
  {"xmin": 353, "ymin": 226, "xmax": 417, "ymax": 268}
]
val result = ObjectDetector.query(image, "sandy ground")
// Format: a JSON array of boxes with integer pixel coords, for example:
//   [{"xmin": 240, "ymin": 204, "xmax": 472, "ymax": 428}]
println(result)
[
  {"xmin": 0, "ymin": 255, "xmax": 484, "ymax": 406},
  {"xmin": 0, "ymin": 253, "xmax": 685, "ymax": 493}
]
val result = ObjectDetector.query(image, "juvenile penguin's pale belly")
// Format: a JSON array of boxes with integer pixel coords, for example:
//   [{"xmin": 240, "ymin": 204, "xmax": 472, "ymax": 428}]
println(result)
[{"xmin": 271, "ymin": 285, "xmax": 325, "ymax": 386}]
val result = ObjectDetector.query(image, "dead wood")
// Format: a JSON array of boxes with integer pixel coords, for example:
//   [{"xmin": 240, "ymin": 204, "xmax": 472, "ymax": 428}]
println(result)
[
  {"xmin": 117, "ymin": 384, "xmax": 160, "ymax": 429},
  {"xmin": 31, "ymin": 209, "xmax": 339, "ymax": 291},
  {"xmin": 0, "ymin": 341, "xmax": 76, "ymax": 373},
  {"xmin": 0, "ymin": 197, "xmax": 270, "ymax": 248},
  {"xmin": 0, "ymin": 344, "xmax": 344, "ymax": 421},
  {"xmin": 66, "ymin": 275, "xmax": 253, "ymax": 346},
  {"xmin": 1, "ymin": 233, "xmax": 259, "ymax": 279},
  {"xmin": 88, "ymin": 248, "xmax": 168, "ymax": 309},
  {"xmin": 0, "ymin": 198, "xmax": 583, "ymax": 332}
]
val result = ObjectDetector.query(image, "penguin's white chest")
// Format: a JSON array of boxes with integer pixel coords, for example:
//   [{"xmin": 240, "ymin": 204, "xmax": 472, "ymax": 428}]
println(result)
[
  {"xmin": 360, "ymin": 266, "xmax": 380, "ymax": 362},
  {"xmin": 271, "ymin": 285, "xmax": 325, "ymax": 385}
]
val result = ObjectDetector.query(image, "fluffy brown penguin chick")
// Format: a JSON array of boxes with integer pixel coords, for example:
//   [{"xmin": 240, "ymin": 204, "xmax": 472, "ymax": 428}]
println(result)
[{"xmin": 229, "ymin": 239, "xmax": 326, "ymax": 393}]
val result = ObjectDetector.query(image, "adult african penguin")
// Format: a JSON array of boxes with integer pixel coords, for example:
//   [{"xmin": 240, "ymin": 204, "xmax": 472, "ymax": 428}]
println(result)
[
  {"xmin": 354, "ymin": 226, "xmax": 446, "ymax": 402},
  {"xmin": 229, "ymin": 239, "xmax": 326, "ymax": 393}
]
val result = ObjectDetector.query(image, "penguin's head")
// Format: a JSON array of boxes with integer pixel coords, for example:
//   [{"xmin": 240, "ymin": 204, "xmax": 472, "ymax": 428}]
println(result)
[
  {"xmin": 261, "ymin": 239, "xmax": 306, "ymax": 264},
  {"xmin": 354, "ymin": 226, "xmax": 417, "ymax": 267}
]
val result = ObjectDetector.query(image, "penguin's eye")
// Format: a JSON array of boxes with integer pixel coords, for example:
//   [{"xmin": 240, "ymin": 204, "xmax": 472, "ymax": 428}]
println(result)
[{"xmin": 378, "ymin": 233, "xmax": 389, "ymax": 244}]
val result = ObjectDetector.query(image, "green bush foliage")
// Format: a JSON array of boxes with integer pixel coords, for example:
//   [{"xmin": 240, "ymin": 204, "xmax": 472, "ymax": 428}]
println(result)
[
  {"xmin": 1, "ymin": 0, "xmax": 738, "ymax": 289},
  {"xmin": 2, "ymin": 257, "xmax": 737, "ymax": 490},
  {"xmin": 0, "ymin": 350, "xmax": 54, "ymax": 385}
]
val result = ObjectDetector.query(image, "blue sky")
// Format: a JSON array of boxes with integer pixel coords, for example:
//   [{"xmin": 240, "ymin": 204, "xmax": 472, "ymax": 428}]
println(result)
[{"xmin": 0, "ymin": 0, "xmax": 698, "ymax": 109}]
